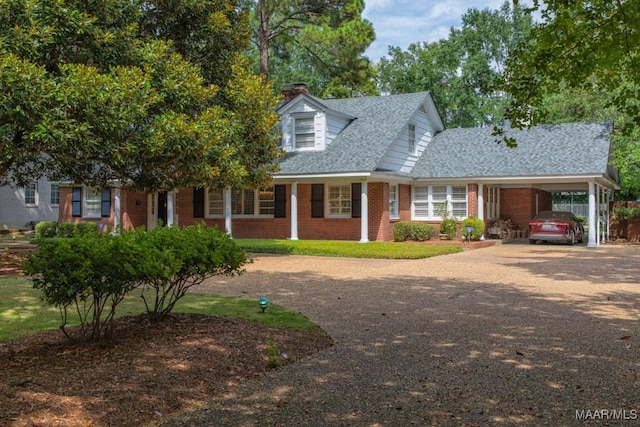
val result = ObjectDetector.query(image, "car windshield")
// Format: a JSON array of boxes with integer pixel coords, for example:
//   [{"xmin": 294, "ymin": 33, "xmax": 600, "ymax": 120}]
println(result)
[{"xmin": 534, "ymin": 211, "xmax": 572, "ymax": 221}]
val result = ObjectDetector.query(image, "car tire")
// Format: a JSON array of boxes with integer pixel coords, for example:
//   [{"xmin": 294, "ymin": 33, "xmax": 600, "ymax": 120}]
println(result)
[
  {"xmin": 529, "ymin": 239, "xmax": 536, "ymax": 245},
  {"xmin": 567, "ymin": 231, "xmax": 575, "ymax": 245},
  {"xmin": 577, "ymin": 231, "xmax": 584, "ymax": 243}
]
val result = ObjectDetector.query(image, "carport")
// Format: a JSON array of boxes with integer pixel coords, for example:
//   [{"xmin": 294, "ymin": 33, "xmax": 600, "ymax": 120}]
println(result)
[{"xmin": 477, "ymin": 175, "xmax": 619, "ymax": 248}]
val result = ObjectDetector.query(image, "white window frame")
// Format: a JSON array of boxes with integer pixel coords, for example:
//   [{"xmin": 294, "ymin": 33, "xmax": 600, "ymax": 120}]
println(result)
[
  {"xmin": 408, "ymin": 123, "xmax": 416, "ymax": 155},
  {"xmin": 486, "ymin": 186, "xmax": 500, "ymax": 220},
  {"xmin": 24, "ymin": 183, "xmax": 38, "ymax": 206},
  {"xmin": 50, "ymin": 183, "xmax": 60, "ymax": 205},
  {"xmin": 412, "ymin": 185, "xmax": 468, "ymax": 220},
  {"xmin": 205, "ymin": 188, "xmax": 274, "ymax": 218},
  {"xmin": 389, "ymin": 184, "xmax": 399, "ymax": 219},
  {"xmin": 84, "ymin": 187, "xmax": 102, "ymax": 218},
  {"xmin": 293, "ymin": 114, "xmax": 315, "ymax": 151},
  {"xmin": 327, "ymin": 184, "xmax": 351, "ymax": 218}
]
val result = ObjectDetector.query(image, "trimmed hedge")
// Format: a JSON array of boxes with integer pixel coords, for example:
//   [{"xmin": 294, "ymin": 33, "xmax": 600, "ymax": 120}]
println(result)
[
  {"xmin": 461, "ymin": 216, "xmax": 485, "ymax": 241},
  {"xmin": 394, "ymin": 221, "xmax": 435, "ymax": 242}
]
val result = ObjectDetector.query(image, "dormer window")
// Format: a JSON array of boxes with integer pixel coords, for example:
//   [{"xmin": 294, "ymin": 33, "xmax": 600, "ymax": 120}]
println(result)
[
  {"xmin": 408, "ymin": 123, "xmax": 416, "ymax": 155},
  {"xmin": 294, "ymin": 114, "xmax": 315, "ymax": 149}
]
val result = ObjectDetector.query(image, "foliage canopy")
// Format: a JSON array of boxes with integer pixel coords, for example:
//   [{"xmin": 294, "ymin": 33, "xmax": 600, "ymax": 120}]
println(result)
[{"xmin": 0, "ymin": 0, "xmax": 281, "ymax": 192}]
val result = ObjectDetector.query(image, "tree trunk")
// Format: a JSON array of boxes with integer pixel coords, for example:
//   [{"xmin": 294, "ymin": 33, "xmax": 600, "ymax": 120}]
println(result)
[{"xmin": 258, "ymin": 0, "xmax": 270, "ymax": 78}]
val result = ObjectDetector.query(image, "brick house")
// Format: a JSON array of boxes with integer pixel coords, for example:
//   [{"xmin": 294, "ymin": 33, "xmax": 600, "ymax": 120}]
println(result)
[{"xmin": 58, "ymin": 89, "xmax": 620, "ymax": 248}]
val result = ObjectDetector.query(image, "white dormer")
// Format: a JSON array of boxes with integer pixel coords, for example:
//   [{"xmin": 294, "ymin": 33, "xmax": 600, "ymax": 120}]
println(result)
[{"xmin": 277, "ymin": 93, "xmax": 353, "ymax": 153}]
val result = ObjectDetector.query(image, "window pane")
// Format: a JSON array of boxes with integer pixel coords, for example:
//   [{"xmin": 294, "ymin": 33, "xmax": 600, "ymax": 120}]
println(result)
[
  {"xmin": 414, "ymin": 202, "xmax": 429, "ymax": 217},
  {"xmin": 389, "ymin": 185, "xmax": 398, "ymax": 217},
  {"xmin": 432, "ymin": 186, "xmax": 447, "ymax": 202},
  {"xmin": 259, "ymin": 188, "xmax": 274, "ymax": 215},
  {"xmin": 84, "ymin": 188, "xmax": 101, "ymax": 217},
  {"xmin": 207, "ymin": 189, "xmax": 223, "ymax": 216},
  {"xmin": 295, "ymin": 117, "xmax": 315, "ymax": 149},
  {"xmin": 414, "ymin": 186, "xmax": 428, "ymax": 201},
  {"xmin": 50, "ymin": 184, "xmax": 59, "ymax": 205},
  {"xmin": 328, "ymin": 185, "xmax": 351, "ymax": 217},
  {"xmin": 408, "ymin": 123, "xmax": 416, "ymax": 154},
  {"xmin": 24, "ymin": 183, "xmax": 37, "ymax": 205}
]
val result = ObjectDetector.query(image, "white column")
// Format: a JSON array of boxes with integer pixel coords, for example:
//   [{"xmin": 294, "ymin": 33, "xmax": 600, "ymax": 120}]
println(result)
[
  {"xmin": 166, "ymin": 191, "xmax": 175, "ymax": 226},
  {"xmin": 587, "ymin": 182, "xmax": 597, "ymax": 248},
  {"xmin": 224, "ymin": 188, "xmax": 232, "ymax": 236},
  {"xmin": 113, "ymin": 187, "xmax": 121, "ymax": 231},
  {"xmin": 290, "ymin": 183, "xmax": 299, "ymax": 240},
  {"xmin": 477, "ymin": 184, "xmax": 485, "ymax": 240},
  {"xmin": 360, "ymin": 182, "xmax": 369, "ymax": 243},
  {"xmin": 606, "ymin": 190, "xmax": 611, "ymax": 242}
]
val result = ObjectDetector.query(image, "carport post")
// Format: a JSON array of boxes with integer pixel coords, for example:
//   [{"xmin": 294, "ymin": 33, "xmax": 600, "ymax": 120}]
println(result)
[{"xmin": 587, "ymin": 182, "xmax": 598, "ymax": 248}]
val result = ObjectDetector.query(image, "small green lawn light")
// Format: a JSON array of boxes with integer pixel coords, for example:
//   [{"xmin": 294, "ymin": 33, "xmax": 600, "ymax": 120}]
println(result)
[{"xmin": 258, "ymin": 297, "xmax": 270, "ymax": 313}]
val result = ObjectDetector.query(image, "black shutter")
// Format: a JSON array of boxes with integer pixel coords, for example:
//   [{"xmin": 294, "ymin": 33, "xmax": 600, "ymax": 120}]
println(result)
[
  {"xmin": 193, "ymin": 187, "xmax": 205, "ymax": 218},
  {"xmin": 274, "ymin": 185, "xmax": 286, "ymax": 218},
  {"xmin": 72, "ymin": 187, "xmax": 82, "ymax": 217},
  {"xmin": 351, "ymin": 183, "xmax": 361, "ymax": 218},
  {"xmin": 101, "ymin": 188, "xmax": 111, "ymax": 217},
  {"xmin": 311, "ymin": 184, "xmax": 324, "ymax": 218}
]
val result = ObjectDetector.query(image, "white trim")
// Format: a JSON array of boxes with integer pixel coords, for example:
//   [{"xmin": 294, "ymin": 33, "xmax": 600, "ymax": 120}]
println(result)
[{"xmin": 290, "ymin": 183, "xmax": 299, "ymax": 240}]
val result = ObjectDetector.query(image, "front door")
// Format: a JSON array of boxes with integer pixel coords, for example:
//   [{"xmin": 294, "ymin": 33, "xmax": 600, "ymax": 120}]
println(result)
[{"xmin": 157, "ymin": 191, "xmax": 168, "ymax": 226}]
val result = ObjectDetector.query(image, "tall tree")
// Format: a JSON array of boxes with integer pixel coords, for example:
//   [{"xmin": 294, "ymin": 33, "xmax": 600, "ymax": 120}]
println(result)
[
  {"xmin": 0, "ymin": 0, "xmax": 281, "ymax": 192},
  {"xmin": 376, "ymin": 1, "xmax": 533, "ymax": 127},
  {"xmin": 498, "ymin": 0, "xmax": 640, "ymax": 196},
  {"xmin": 499, "ymin": 0, "xmax": 640, "ymax": 139},
  {"xmin": 245, "ymin": 0, "xmax": 376, "ymax": 97}
]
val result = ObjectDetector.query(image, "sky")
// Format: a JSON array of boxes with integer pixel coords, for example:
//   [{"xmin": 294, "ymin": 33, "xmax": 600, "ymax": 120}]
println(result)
[{"xmin": 362, "ymin": 0, "xmax": 509, "ymax": 62}]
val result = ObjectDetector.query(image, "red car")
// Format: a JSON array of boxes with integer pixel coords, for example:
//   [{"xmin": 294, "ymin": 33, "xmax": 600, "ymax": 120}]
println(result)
[{"xmin": 528, "ymin": 211, "xmax": 585, "ymax": 245}]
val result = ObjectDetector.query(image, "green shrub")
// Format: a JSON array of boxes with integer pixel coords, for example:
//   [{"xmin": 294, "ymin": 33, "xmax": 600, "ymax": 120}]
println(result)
[
  {"xmin": 23, "ymin": 233, "xmax": 140, "ymax": 341},
  {"xmin": 76, "ymin": 222, "xmax": 99, "ymax": 236},
  {"xmin": 461, "ymin": 216, "xmax": 485, "ymax": 241},
  {"xmin": 35, "ymin": 221, "xmax": 57, "ymax": 239},
  {"xmin": 393, "ymin": 221, "xmax": 435, "ymax": 242},
  {"xmin": 23, "ymin": 225, "xmax": 248, "ymax": 341},
  {"xmin": 409, "ymin": 222, "xmax": 434, "ymax": 241},
  {"xmin": 393, "ymin": 222, "xmax": 411, "ymax": 241},
  {"xmin": 57, "ymin": 222, "xmax": 76, "ymax": 238},
  {"xmin": 135, "ymin": 224, "xmax": 248, "ymax": 322},
  {"xmin": 439, "ymin": 218, "xmax": 457, "ymax": 239}
]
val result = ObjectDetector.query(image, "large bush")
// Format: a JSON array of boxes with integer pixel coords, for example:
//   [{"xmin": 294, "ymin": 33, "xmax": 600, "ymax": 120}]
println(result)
[
  {"xmin": 23, "ymin": 234, "xmax": 142, "ymax": 341},
  {"xmin": 35, "ymin": 221, "xmax": 57, "ymax": 238},
  {"xmin": 394, "ymin": 222, "xmax": 435, "ymax": 242},
  {"xmin": 23, "ymin": 224, "xmax": 247, "ymax": 341},
  {"xmin": 461, "ymin": 217, "xmax": 485, "ymax": 241},
  {"xmin": 136, "ymin": 224, "xmax": 247, "ymax": 322}
]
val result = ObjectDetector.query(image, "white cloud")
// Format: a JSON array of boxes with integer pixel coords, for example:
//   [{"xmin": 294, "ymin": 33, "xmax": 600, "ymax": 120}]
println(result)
[{"xmin": 363, "ymin": 0, "xmax": 516, "ymax": 62}]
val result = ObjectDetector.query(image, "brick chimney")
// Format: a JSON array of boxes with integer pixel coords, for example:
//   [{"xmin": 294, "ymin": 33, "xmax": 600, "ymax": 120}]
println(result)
[{"xmin": 280, "ymin": 83, "xmax": 310, "ymax": 101}]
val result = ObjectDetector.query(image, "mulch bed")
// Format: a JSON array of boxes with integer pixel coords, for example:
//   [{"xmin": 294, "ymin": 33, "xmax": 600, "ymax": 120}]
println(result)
[{"xmin": 0, "ymin": 247, "xmax": 333, "ymax": 427}]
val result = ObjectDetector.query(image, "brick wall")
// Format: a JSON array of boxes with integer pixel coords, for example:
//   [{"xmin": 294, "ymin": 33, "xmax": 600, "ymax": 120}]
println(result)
[
  {"xmin": 122, "ymin": 191, "xmax": 147, "ymax": 229},
  {"xmin": 498, "ymin": 187, "xmax": 552, "ymax": 233}
]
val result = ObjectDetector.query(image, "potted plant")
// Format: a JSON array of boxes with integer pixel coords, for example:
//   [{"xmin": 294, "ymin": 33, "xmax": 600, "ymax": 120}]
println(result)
[{"xmin": 436, "ymin": 201, "xmax": 458, "ymax": 239}]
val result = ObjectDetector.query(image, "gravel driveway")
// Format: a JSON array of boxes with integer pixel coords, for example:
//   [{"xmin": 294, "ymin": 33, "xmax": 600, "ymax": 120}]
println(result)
[{"xmin": 159, "ymin": 242, "xmax": 640, "ymax": 426}]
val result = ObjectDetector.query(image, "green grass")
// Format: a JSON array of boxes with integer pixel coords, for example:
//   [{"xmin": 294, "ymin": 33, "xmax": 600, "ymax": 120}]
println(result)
[
  {"xmin": 236, "ymin": 238, "xmax": 464, "ymax": 259},
  {"xmin": 0, "ymin": 277, "xmax": 321, "ymax": 342}
]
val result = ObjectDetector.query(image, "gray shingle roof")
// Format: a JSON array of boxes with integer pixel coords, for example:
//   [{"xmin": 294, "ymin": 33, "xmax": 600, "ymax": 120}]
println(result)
[
  {"xmin": 277, "ymin": 92, "xmax": 432, "ymax": 175},
  {"xmin": 412, "ymin": 122, "xmax": 614, "ymax": 179}
]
